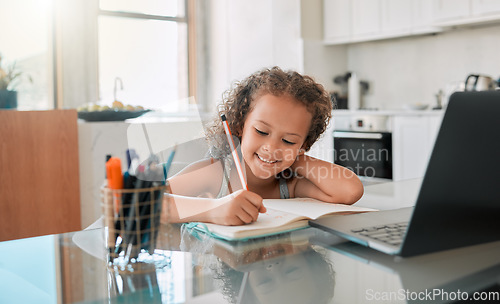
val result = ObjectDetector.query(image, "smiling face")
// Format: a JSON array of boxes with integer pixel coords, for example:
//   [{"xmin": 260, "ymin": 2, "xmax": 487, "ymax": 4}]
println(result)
[
  {"xmin": 240, "ymin": 94, "xmax": 312, "ymax": 180},
  {"xmin": 248, "ymin": 254, "xmax": 318, "ymax": 304}
]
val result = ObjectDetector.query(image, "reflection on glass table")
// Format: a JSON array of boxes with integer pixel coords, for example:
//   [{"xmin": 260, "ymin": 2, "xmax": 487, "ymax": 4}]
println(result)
[
  {"xmin": 179, "ymin": 227, "xmax": 340, "ymax": 304},
  {"xmin": 0, "ymin": 222, "xmax": 499, "ymax": 303}
]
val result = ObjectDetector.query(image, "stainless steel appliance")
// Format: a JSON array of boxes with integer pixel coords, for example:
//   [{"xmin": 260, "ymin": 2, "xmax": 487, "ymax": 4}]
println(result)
[
  {"xmin": 333, "ymin": 115, "xmax": 392, "ymax": 180},
  {"xmin": 464, "ymin": 74, "xmax": 496, "ymax": 91},
  {"xmin": 332, "ymin": 72, "xmax": 370, "ymax": 110}
]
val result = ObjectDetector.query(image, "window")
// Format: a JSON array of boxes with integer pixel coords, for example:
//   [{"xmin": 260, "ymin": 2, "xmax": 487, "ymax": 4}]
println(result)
[
  {"xmin": 0, "ymin": 0, "xmax": 54, "ymax": 110},
  {"xmin": 1, "ymin": 0, "xmax": 194, "ymax": 112},
  {"xmin": 98, "ymin": 0, "xmax": 191, "ymax": 112}
]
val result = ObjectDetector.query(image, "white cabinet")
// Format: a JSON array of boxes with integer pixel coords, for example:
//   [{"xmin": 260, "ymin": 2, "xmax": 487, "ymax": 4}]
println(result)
[
  {"xmin": 381, "ymin": 0, "xmax": 412, "ymax": 36},
  {"xmin": 392, "ymin": 115, "xmax": 443, "ymax": 181},
  {"xmin": 412, "ymin": 0, "xmax": 440, "ymax": 34},
  {"xmin": 432, "ymin": 0, "xmax": 470, "ymax": 22},
  {"xmin": 323, "ymin": 0, "xmax": 500, "ymax": 45},
  {"xmin": 324, "ymin": 0, "xmax": 351, "ymax": 43},
  {"xmin": 323, "ymin": 0, "xmax": 442, "ymax": 45},
  {"xmin": 392, "ymin": 117, "xmax": 429, "ymax": 181},
  {"xmin": 472, "ymin": 0, "xmax": 500, "ymax": 15},
  {"xmin": 433, "ymin": 0, "xmax": 500, "ymax": 26},
  {"xmin": 425, "ymin": 115, "xmax": 443, "ymax": 157},
  {"xmin": 381, "ymin": 0, "xmax": 439, "ymax": 37},
  {"xmin": 352, "ymin": 0, "xmax": 381, "ymax": 38}
]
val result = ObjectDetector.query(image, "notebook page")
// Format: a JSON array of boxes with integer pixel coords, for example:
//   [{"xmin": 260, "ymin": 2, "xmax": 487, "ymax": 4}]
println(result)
[{"xmin": 264, "ymin": 198, "xmax": 375, "ymax": 220}]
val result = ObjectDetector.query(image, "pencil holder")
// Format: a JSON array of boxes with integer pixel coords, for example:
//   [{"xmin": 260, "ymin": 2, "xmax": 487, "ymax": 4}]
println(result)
[
  {"xmin": 101, "ymin": 184, "xmax": 170, "ymax": 271},
  {"xmin": 106, "ymin": 263, "xmax": 162, "ymax": 301}
]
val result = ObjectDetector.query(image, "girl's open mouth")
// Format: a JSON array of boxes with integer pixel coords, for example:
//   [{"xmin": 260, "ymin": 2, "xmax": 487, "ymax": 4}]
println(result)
[{"xmin": 256, "ymin": 153, "xmax": 279, "ymax": 164}]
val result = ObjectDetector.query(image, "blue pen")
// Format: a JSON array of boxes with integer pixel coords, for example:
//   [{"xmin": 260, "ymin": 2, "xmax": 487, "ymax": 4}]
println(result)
[
  {"xmin": 126, "ymin": 149, "xmax": 138, "ymax": 171},
  {"xmin": 163, "ymin": 145, "xmax": 177, "ymax": 180}
]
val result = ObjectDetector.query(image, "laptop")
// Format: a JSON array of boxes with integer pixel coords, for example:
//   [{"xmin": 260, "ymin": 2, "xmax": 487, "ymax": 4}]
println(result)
[{"xmin": 310, "ymin": 91, "xmax": 500, "ymax": 257}]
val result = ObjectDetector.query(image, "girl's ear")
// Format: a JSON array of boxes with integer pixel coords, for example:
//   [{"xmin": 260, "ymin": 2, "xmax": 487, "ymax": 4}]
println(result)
[{"xmin": 298, "ymin": 147, "xmax": 306, "ymax": 155}]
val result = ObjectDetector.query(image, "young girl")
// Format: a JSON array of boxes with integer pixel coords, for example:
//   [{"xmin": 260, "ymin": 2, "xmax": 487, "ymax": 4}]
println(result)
[{"xmin": 164, "ymin": 67, "xmax": 363, "ymax": 226}]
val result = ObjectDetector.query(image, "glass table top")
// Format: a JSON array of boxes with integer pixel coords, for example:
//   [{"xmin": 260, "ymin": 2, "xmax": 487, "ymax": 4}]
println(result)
[{"xmin": 1, "ymin": 223, "xmax": 499, "ymax": 304}]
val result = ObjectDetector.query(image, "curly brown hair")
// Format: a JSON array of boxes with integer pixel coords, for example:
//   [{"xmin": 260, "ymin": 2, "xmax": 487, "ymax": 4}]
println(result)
[{"xmin": 205, "ymin": 66, "xmax": 332, "ymax": 158}]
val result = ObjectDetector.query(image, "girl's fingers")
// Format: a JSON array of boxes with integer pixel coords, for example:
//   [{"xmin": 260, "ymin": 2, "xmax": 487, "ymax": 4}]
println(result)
[
  {"xmin": 236, "ymin": 207, "xmax": 254, "ymax": 224},
  {"xmin": 240, "ymin": 200, "xmax": 260, "ymax": 222},
  {"xmin": 241, "ymin": 190, "xmax": 265, "ymax": 213}
]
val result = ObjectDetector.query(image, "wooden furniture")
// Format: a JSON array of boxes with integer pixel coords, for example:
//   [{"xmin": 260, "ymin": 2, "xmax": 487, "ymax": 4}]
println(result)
[{"xmin": 0, "ymin": 110, "xmax": 81, "ymax": 241}]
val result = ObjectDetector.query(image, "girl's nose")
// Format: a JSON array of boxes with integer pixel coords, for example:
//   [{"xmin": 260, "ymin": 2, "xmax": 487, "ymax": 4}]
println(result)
[
  {"xmin": 262, "ymin": 142, "xmax": 276, "ymax": 152},
  {"xmin": 262, "ymin": 144, "xmax": 282, "ymax": 160},
  {"xmin": 262, "ymin": 142, "xmax": 278, "ymax": 153}
]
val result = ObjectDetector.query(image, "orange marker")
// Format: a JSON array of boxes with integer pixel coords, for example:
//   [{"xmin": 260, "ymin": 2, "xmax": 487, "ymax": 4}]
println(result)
[{"xmin": 106, "ymin": 157, "xmax": 123, "ymax": 213}]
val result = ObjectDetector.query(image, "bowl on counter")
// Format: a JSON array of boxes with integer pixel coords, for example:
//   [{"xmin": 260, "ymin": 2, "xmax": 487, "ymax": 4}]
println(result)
[
  {"xmin": 77, "ymin": 109, "xmax": 151, "ymax": 121},
  {"xmin": 403, "ymin": 104, "xmax": 429, "ymax": 111}
]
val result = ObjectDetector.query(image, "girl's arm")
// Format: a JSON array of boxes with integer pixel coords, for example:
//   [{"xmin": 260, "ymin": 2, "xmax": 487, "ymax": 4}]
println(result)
[
  {"xmin": 292, "ymin": 155, "xmax": 364, "ymax": 204},
  {"xmin": 164, "ymin": 158, "xmax": 265, "ymax": 225},
  {"xmin": 162, "ymin": 190, "xmax": 266, "ymax": 226}
]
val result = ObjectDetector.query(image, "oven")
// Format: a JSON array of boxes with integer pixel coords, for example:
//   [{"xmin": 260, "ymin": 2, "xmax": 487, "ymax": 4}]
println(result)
[{"xmin": 333, "ymin": 115, "xmax": 393, "ymax": 180}]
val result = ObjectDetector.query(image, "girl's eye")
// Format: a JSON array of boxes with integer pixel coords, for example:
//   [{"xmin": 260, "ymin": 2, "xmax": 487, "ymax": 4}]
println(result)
[
  {"xmin": 282, "ymin": 139, "xmax": 296, "ymax": 145},
  {"xmin": 255, "ymin": 128, "xmax": 268, "ymax": 136}
]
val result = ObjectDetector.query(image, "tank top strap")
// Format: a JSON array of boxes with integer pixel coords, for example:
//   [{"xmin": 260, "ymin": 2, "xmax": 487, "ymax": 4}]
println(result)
[{"xmin": 279, "ymin": 177, "xmax": 290, "ymax": 199}]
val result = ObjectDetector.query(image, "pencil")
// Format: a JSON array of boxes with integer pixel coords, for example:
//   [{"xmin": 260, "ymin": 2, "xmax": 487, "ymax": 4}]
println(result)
[{"xmin": 221, "ymin": 114, "xmax": 248, "ymax": 190}]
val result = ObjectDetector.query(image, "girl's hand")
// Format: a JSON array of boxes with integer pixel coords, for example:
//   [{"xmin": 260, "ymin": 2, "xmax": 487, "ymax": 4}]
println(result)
[{"xmin": 206, "ymin": 190, "xmax": 267, "ymax": 226}]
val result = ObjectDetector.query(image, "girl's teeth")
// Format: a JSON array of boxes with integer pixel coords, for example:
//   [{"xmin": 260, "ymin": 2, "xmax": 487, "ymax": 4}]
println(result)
[{"xmin": 257, "ymin": 154, "xmax": 277, "ymax": 164}]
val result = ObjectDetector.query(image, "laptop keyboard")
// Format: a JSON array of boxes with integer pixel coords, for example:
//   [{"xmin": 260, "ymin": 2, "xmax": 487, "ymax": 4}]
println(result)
[{"xmin": 351, "ymin": 222, "xmax": 408, "ymax": 247}]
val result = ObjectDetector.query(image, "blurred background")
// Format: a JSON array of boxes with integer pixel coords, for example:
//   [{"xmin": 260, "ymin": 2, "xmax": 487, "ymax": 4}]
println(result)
[{"xmin": 2, "ymin": 0, "xmax": 499, "ymax": 114}]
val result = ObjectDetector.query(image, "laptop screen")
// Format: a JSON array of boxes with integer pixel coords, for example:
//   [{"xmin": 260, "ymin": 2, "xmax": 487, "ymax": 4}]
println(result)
[{"xmin": 401, "ymin": 91, "xmax": 500, "ymax": 256}]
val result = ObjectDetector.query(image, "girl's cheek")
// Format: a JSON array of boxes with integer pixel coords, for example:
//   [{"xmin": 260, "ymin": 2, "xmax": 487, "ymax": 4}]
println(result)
[{"xmin": 283, "ymin": 151, "xmax": 297, "ymax": 163}]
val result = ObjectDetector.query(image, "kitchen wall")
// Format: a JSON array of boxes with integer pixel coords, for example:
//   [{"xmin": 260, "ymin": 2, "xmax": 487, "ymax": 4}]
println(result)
[
  {"xmin": 300, "ymin": 0, "xmax": 348, "ymax": 93},
  {"xmin": 201, "ymin": 0, "xmax": 347, "ymax": 112},
  {"xmin": 202, "ymin": 0, "xmax": 303, "ymax": 112},
  {"xmin": 347, "ymin": 24, "xmax": 500, "ymax": 110},
  {"xmin": 210, "ymin": 0, "xmax": 500, "ymax": 112}
]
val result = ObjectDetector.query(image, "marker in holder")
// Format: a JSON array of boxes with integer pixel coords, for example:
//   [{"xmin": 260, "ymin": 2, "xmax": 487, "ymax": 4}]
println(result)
[{"xmin": 101, "ymin": 184, "xmax": 169, "ymax": 271}]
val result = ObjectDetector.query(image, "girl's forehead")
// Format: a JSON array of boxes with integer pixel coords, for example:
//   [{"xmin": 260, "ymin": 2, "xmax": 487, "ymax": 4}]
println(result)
[
  {"xmin": 249, "ymin": 94, "xmax": 310, "ymax": 116},
  {"xmin": 246, "ymin": 94, "xmax": 312, "ymax": 134}
]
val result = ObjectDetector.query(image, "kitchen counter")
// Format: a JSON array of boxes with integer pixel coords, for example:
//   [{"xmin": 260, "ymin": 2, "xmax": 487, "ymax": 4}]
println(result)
[
  {"xmin": 356, "ymin": 178, "xmax": 422, "ymax": 210},
  {"xmin": 332, "ymin": 109, "xmax": 445, "ymax": 116}
]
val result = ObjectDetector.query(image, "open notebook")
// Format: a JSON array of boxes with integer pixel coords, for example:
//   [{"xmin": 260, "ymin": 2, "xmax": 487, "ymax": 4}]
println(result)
[{"xmin": 184, "ymin": 198, "xmax": 376, "ymax": 241}]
